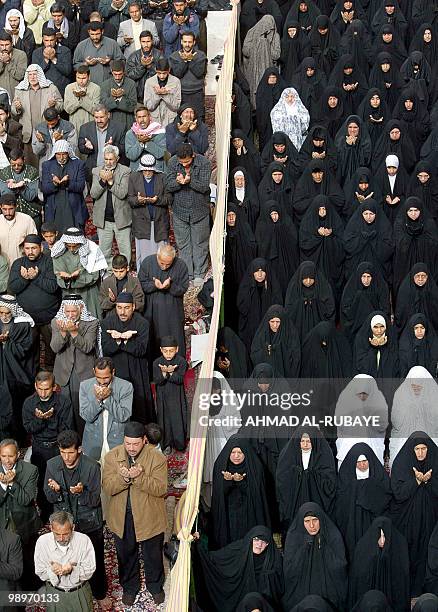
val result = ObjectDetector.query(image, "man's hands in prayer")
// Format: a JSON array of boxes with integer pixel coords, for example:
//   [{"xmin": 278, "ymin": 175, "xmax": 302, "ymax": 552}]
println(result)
[
  {"xmin": 0, "ymin": 470, "xmax": 15, "ymax": 485},
  {"xmin": 176, "ymin": 172, "xmax": 190, "ymax": 185},
  {"xmin": 85, "ymin": 56, "xmax": 99, "ymax": 66},
  {"xmin": 106, "ymin": 329, "xmax": 138, "ymax": 341},
  {"xmin": 52, "ymin": 174, "xmax": 69, "ymax": 186},
  {"xmin": 21, "ymin": 265, "xmax": 39, "ymax": 279},
  {"xmin": 99, "ymin": 169, "xmax": 114, "ymax": 184},
  {"xmin": 0, "ymin": 331, "xmax": 9, "ymax": 343},
  {"xmin": 158, "ymin": 363, "xmax": 178, "ymax": 375},
  {"xmin": 56, "ymin": 269, "xmax": 80, "ymax": 281},
  {"xmin": 119, "ymin": 464, "xmax": 143, "ymax": 482},
  {"xmin": 7, "ymin": 179, "xmax": 25, "ymax": 190},
  {"xmin": 69, "ymin": 482, "xmax": 83, "ymax": 494},
  {"xmin": 47, "ymin": 478, "xmax": 61, "ymax": 492},
  {"xmin": 50, "ymin": 561, "xmax": 77, "ymax": 576},
  {"xmin": 222, "ymin": 471, "xmax": 246, "ymax": 481},
  {"xmin": 94, "ymin": 384, "xmax": 112, "ymax": 401},
  {"xmin": 35, "ymin": 130, "xmax": 45, "ymax": 143},
  {"xmin": 35, "ymin": 407, "xmax": 54, "ymax": 420},
  {"xmin": 153, "ymin": 277, "xmax": 171, "ymax": 290},
  {"xmin": 47, "ymin": 97, "xmax": 57, "ymax": 108},
  {"xmin": 111, "ymin": 87, "xmax": 124, "ymax": 99},
  {"xmin": 141, "ymin": 54, "xmax": 154, "ymax": 67},
  {"xmin": 136, "ymin": 132, "xmax": 151, "ymax": 143}
]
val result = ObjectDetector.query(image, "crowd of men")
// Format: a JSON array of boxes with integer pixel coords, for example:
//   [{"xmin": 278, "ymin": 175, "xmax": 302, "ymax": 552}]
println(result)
[{"xmin": 0, "ymin": 0, "xmax": 216, "ymax": 609}]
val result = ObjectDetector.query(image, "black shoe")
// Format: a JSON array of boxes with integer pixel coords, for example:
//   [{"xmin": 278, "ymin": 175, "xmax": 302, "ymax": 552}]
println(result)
[
  {"xmin": 122, "ymin": 592, "xmax": 137, "ymax": 606},
  {"xmin": 152, "ymin": 591, "xmax": 165, "ymax": 605}
]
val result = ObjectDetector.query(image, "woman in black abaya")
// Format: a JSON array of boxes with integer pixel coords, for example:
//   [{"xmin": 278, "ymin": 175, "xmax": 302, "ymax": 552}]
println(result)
[
  {"xmin": 351, "ymin": 591, "xmax": 393, "ymax": 612},
  {"xmin": 353, "ymin": 311, "xmax": 400, "ymax": 378},
  {"xmin": 409, "ymin": 24, "xmax": 438, "ymax": 69},
  {"xmin": 229, "ymin": 131, "xmax": 261, "ymax": 187},
  {"xmin": 400, "ymin": 51, "xmax": 433, "ymax": 106},
  {"xmin": 399, "ymin": 314, "xmax": 438, "ymax": 377},
  {"xmin": 335, "ymin": 443, "xmax": 392, "ymax": 560},
  {"xmin": 408, "ymin": 161, "xmax": 438, "ymax": 222},
  {"xmin": 348, "ymin": 516, "xmax": 410, "ymax": 611},
  {"xmin": 285, "ymin": 261, "xmax": 336, "ymax": 340},
  {"xmin": 293, "ymin": 159, "xmax": 346, "ymax": 223},
  {"xmin": 255, "ymin": 201, "xmax": 300, "ymax": 297},
  {"xmin": 310, "ymin": 15, "xmax": 340, "ymax": 77},
  {"xmin": 250, "ymin": 304, "xmax": 301, "ymax": 377},
  {"xmin": 371, "ymin": 0, "xmax": 408, "ymax": 42},
  {"xmin": 328, "ymin": 54, "xmax": 368, "ymax": 116},
  {"xmin": 375, "ymin": 154, "xmax": 409, "ymax": 224},
  {"xmin": 312, "ymin": 86, "xmax": 346, "ymax": 140},
  {"xmin": 258, "ymin": 162, "xmax": 294, "ymax": 218},
  {"xmin": 194, "ymin": 525, "xmax": 284, "ymax": 612},
  {"xmin": 392, "ymin": 88, "xmax": 430, "ymax": 158},
  {"xmin": 292, "ymin": 57, "xmax": 327, "ymax": 120},
  {"xmin": 340, "ymin": 262, "xmax": 390, "ymax": 339},
  {"xmin": 216, "ymin": 327, "xmax": 251, "ymax": 380},
  {"xmin": 301, "ymin": 321, "xmax": 352, "ymax": 378},
  {"xmin": 260, "ymin": 132, "xmax": 299, "ymax": 182},
  {"xmin": 373, "ymin": 24, "xmax": 407, "ymax": 70},
  {"xmin": 224, "ymin": 204, "xmax": 257, "ymax": 329},
  {"xmin": 237, "ymin": 258, "xmax": 282, "ymax": 350},
  {"xmin": 339, "ymin": 19, "xmax": 373, "ymax": 77},
  {"xmin": 391, "ymin": 432, "xmax": 438, "ymax": 596},
  {"xmin": 276, "ymin": 428, "xmax": 336, "ymax": 535},
  {"xmin": 228, "ymin": 167, "xmax": 260, "ymax": 232},
  {"xmin": 236, "ymin": 592, "xmax": 274, "ymax": 612},
  {"xmin": 279, "ymin": 19, "xmax": 311, "ymax": 85},
  {"xmin": 357, "ymin": 87, "xmax": 390, "ymax": 150},
  {"xmin": 282, "ymin": 502, "xmax": 348, "ymax": 610},
  {"xmin": 297, "ymin": 125, "xmax": 338, "ymax": 175},
  {"xmin": 343, "ymin": 201, "xmax": 394, "ymax": 283},
  {"xmin": 395, "ymin": 263, "xmax": 438, "ymax": 334},
  {"xmin": 393, "ymin": 197, "xmax": 438, "ymax": 291},
  {"xmin": 210, "ymin": 437, "xmax": 271, "ymax": 549},
  {"xmin": 369, "ymin": 52, "xmax": 405, "ymax": 111},
  {"xmin": 335, "ymin": 114, "xmax": 372, "ymax": 186},
  {"xmin": 283, "ymin": 0, "xmax": 321, "ymax": 34},
  {"xmin": 424, "ymin": 523, "xmax": 438, "ymax": 598},
  {"xmin": 299, "ymin": 194, "xmax": 345, "ymax": 300},
  {"xmin": 344, "ymin": 167, "xmax": 382, "ymax": 217},
  {"xmin": 255, "ymin": 68, "xmax": 287, "ymax": 152},
  {"xmin": 330, "ymin": 0, "xmax": 368, "ymax": 35},
  {"xmin": 372, "ymin": 119, "xmax": 417, "ymax": 175}
]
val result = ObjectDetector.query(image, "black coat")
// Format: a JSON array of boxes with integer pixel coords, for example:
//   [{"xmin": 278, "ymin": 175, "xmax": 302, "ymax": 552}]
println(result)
[
  {"xmin": 0, "ymin": 461, "xmax": 41, "ymax": 542},
  {"xmin": 0, "ymin": 528, "xmax": 22, "ymax": 610},
  {"xmin": 31, "ymin": 45, "xmax": 72, "ymax": 96},
  {"xmin": 78, "ymin": 119, "xmax": 127, "ymax": 180},
  {"xmin": 153, "ymin": 353, "xmax": 187, "ymax": 452},
  {"xmin": 127, "ymin": 171, "xmax": 170, "ymax": 242}
]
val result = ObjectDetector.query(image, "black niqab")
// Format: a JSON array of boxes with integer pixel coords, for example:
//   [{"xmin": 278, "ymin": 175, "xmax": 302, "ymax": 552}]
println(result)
[
  {"xmin": 399, "ymin": 313, "xmax": 438, "ymax": 378},
  {"xmin": 216, "ymin": 327, "xmax": 251, "ymax": 381}
]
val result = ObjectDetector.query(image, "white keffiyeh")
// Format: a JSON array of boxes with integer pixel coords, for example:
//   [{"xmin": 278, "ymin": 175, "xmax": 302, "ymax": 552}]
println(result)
[{"xmin": 0, "ymin": 294, "xmax": 34, "ymax": 326}]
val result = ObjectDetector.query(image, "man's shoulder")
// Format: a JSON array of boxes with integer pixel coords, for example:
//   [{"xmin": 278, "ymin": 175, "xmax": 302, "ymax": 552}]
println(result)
[
  {"xmin": 79, "ymin": 120, "xmax": 95, "ymax": 135},
  {"xmin": 112, "ymin": 375, "xmax": 134, "ymax": 391},
  {"xmin": 12, "ymin": 48, "xmax": 27, "ymax": 63},
  {"xmin": 17, "ymin": 459, "xmax": 38, "ymax": 478},
  {"xmin": 16, "ymin": 211, "xmax": 35, "ymax": 224}
]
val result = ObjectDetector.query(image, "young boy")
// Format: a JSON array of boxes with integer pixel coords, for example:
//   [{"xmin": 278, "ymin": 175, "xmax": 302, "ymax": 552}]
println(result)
[
  {"xmin": 153, "ymin": 336, "xmax": 188, "ymax": 453},
  {"xmin": 98, "ymin": 254, "xmax": 145, "ymax": 315},
  {"xmin": 145, "ymin": 422, "xmax": 164, "ymax": 453},
  {"xmin": 41, "ymin": 221, "xmax": 59, "ymax": 254}
]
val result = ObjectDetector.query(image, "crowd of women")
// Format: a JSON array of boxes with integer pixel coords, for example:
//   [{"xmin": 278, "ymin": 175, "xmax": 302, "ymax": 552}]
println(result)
[{"xmin": 191, "ymin": 0, "xmax": 438, "ymax": 610}]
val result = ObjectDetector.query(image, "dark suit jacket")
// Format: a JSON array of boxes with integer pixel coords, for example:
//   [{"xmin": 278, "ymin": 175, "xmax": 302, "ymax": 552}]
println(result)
[
  {"xmin": 127, "ymin": 171, "xmax": 170, "ymax": 241},
  {"xmin": 0, "ymin": 528, "xmax": 22, "ymax": 607},
  {"xmin": 31, "ymin": 45, "xmax": 73, "ymax": 95},
  {"xmin": 78, "ymin": 118, "xmax": 127, "ymax": 181},
  {"xmin": 0, "ymin": 461, "xmax": 41, "ymax": 542},
  {"xmin": 4, "ymin": 119, "xmax": 22, "ymax": 157}
]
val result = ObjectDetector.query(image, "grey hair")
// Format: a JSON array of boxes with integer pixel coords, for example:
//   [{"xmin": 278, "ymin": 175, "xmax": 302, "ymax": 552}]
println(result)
[
  {"xmin": 92, "ymin": 103, "xmax": 108, "ymax": 114},
  {"xmin": 157, "ymin": 243, "xmax": 175, "ymax": 258},
  {"xmin": 103, "ymin": 144, "xmax": 119, "ymax": 158},
  {"xmin": 50, "ymin": 511, "xmax": 74, "ymax": 526},
  {"xmin": 0, "ymin": 438, "xmax": 18, "ymax": 452}
]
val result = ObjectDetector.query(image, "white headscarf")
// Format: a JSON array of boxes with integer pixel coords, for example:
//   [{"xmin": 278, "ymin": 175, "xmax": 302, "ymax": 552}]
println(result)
[
  {"xmin": 233, "ymin": 170, "xmax": 245, "ymax": 202},
  {"xmin": 386, "ymin": 154, "xmax": 399, "ymax": 192},
  {"xmin": 0, "ymin": 294, "xmax": 34, "ymax": 326},
  {"xmin": 55, "ymin": 295, "xmax": 102, "ymax": 355},
  {"xmin": 5, "ymin": 9, "xmax": 25, "ymax": 39},
  {"xmin": 16, "ymin": 64, "xmax": 52, "ymax": 90},
  {"xmin": 270, "ymin": 87, "xmax": 310, "ymax": 151},
  {"xmin": 51, "ymin": 228, "xmax": 107, "ymax": 275},
  {"xmin": 48, "ymin": 139, "xmax": 78, "ymax": 161}
]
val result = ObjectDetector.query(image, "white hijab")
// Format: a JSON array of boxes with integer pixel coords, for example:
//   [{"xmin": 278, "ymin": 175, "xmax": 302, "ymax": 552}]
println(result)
[{"xmin": 270, "ymin": 87, "xmax": 310, "ymax": 151}]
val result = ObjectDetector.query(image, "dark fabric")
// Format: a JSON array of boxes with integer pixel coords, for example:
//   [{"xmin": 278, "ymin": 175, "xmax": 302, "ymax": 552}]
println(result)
[
  {"xmin": 410, "ymin": 23, "xmax": 438, "ymax": 73},
  {"xmin": 215, "ymin": 327, "xmax": 251, "ymax": 381},
  {"xmin": 255, "ymin": 68, "xmax": 287, "ymax": 151},
  {"xmin": 152, "ymin": 353, "xmax": 187, "ymax": 451},
  {"xmin": 390, "ymin": 432, "xmax": 438, "ymax": 596},
  {"xmin": 250, "ymin": 304, "xmax": 301, "ymax": 377},
  {"xmin": 392, "ymin": 88, "xmax": 431, "ymax": 157},
  {"xmin": 412, "ymin": 593, "xmax": 438, "ymax": 611},
  {"xmin": 375, "ymin": 160, "xmax": 409, "ymax": 225},
  {"xmin": 395, "ymin": 262, "xmax": 438, "ymax": 334},
  {"xmin": 228, "ymin": 164, "xmax": 260, "ymax": 232},
  {"xmin": 372, "ymin": 0, "xmax": 408, "ymax": 41},
  {"xmin": 312, "ymin": 86, "xmax": 345, "ymax": 140},
  {"xmin": 372, "ymin": 118, "xmax": 417, "ymax": 175},
  {"xmin": 309, "ymin": 15, "xmax": 340, "ymax": 77},
  {"xmin": 348, "ymin": 516, "xmax": 410, "ymax": 611},
  {"xmin": 373, "ymin": 24, "xmax": 408, "ymax": 70},
  {"xmin": 285, "ymin": 261, "xmax": 336, "ymax": 340},
  {"xmin": 343, "ymin": 166, "xmax": 382, "ymax": 218},
  {"xmin": 335, "ymin": 114, "xmax": 372, "ymax": 186},
  {"xmin": 301, "ymin": 321, "xmax": 352, "ymax": 378},
  {"xmin": 353, "ymin": 311, "xmax": 400, "ymax": 377},
  {"xmin": 357, "ymin": 87, "xmax": 391, "ymax": 151},
  {"xmin": 282, "ymin": 501, "xmax": 347, "ymax": 610},
  {"xmin": 293, "ymin": 159, "xmax": 346, "ymax": 224},
  {"xmin": 276, "ymin": 428, "xmax": 336, "ymax": 533},
  {"xmin": 330, "ymin": 0, "xmax": 369, "ymax": 35},
  {"xmin": 292, "ymin": 57, "xmax": 327, "ymax": 119},
  {"xmin": 210, "ymin": 437, "xmax": 271, "ymax": 549},
  {"xmin": 297, "ymin": 125, "xmax": 338, "ymax": 176},
  {"xmin": 328, "ymin": 54, "xmax": 368, "ymax": 116},
  {"xmin": 236, "ymin": 592, "xmax": 274, "ymax": 612},
  {"xmin": 399, "ymin": 51, "xmax": 433, "ymax": 106},
  {"xmin": 339, "ymin": 19, "xmax": 373, "ymax": 77},
  {"xmin": 231, "ymin": 84, "xmax": 253, "ymax": 141},
  {"xmin": 399, "ymin": 313, "xmax": 438, "ymax": 377},
  {"xmin": 258, "ymin": 162, "xmax": 295, "ymax": 219},
  {"xmin": 195, "ymin": 525, "xmax": 284, "ymax": 612},
  {"xmin": 408, "ymin": 160, "xmax": 438, "ymax": 221},
  {"xmin": 280, "ymin": 19, "xmax": 312, "ymax": 84},
  {"xmin": 369, "ymin": 52, "xmax": 405, "ymax": 111},
  {"xmin": 22, "ymin": 392, "xmax": 73, "ymax": 445},
  {"xmin": 283, "ymin": 0, "xmax": 321, "ymax": 34},
  {"xmin": 335, "ymin": 443, "xmax": 392, "ymax": 559},
  {"xmin": 260, "ymin": 132, "xmax": 299, "ymax": 184},
  {"xmin": 351, "ymin": 590, "xmax": 393, "ymax": 612},
  {"xmin": 425, "ymin": 523, "xmax": 438, "ymax": 598},
  {"xmin": 229, "ymin": 133, "xmax": 261, "ymax": 189}
]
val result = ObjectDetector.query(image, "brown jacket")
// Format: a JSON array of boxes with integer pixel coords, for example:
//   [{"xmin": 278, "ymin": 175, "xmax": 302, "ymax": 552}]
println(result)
[
  {"xmin": 102, "ymin": 443, "xmax": 167, "ymax": 541},
  {"xmin": 99, "ymin": 273, "xmax": 145, "ymax": 314}
]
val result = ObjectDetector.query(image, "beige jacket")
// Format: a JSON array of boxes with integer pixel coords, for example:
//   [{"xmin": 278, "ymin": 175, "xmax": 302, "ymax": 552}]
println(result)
[
  {"xmin": 12, "ymin": 84, "xmax": 63, "ymax": 143},
  {"xmin": 23, "ymin": 0, "xmax": 53, "ymax": 45},
  {"xmin": 143, "ymin": 74, "xmax": 181, "ymax": 128},
  {"xmin": 0, "ymin": 211, "xmax": 37, "ymax": 266},
  {"xmin": 102, "ymin": 443, "xmax": 168, "ymax": 541},
  {"xmin": 64, "ymin": 82, "xmax": 101, "ymax": 137}
]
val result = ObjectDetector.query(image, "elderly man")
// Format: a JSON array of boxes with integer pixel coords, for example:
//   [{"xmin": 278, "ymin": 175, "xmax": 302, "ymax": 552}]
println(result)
[
  {"xmin": 165, "ymin": 142, "xmax": 211, "ymax": 284},
  {"xmin": 144, "ymin": 57, "xmax": 181, "ymax": 128},
  {"xmin": 41, "ymin": 140, "xmax": 88, "ymax": 234},
  {"xmin": 102, "ymin": 421, "xmax": 167, "ymax": 607},
  {"xmin": 90, "ymin": 143, "xmax": 131, "ymax": 269},
  {"xmin": 80, "ymin": 356, "xmax": 133, "ymax": 461},
  {"xmin": 169, "ymin": 30, "xmax": 207, "ymax": 119},
  {"xmin": 125, "ymin": 105, "xmax": 166, "ymax": 171},
  {"xmin": 22, "ymin": 371, "xmax": 72, "ymax": 522},
  {"xmin": 78, "ymin": 104, "xmax": 126, "ymax": 183},
  {"xmin": 73, "ymin": 21, "xmax": 124, "ymax": 85},
  {"xmin": 8, "ymin": 233, "xmax": 61, "ymax": 370},
  {"xmin": 64, "ymin": 66, "xmax": 101, "ymax": 137},
  {"xmin": 126, "ymin": 30, "xmax": 161, "ymax": 102},
  {"xmin": 0, "ymin": 438, "xmax": 41, "ymax": 589},
  {"xmin": 44, "ymin": 430, "xmax": 110, "ymax": 609},
  {"xmin": 100, "ymin": 59, "xmax": 137, "ymax": 133},
  {"xmin": 51, "ymin": 228, "xmax": 107, "ymax": 318},
  {"xmin": 34, "ymin": 510, "xmax": 95, "ymax": 610},
  {"xmin": 139, "ymin": 243, "xmax": 188, "ymax": 358},
  {"xmin": 0, "ymin": 149, "xmax": 41, "ymax": 230},
  {"xmin": 0, "ymin": 31, "xmax": 27, "ymax": 99},
  {"xmin": 101, "ymin": 292, "xmax": 154, "ymax": 423},
  {"xmin": 12, "ymin": 64, "xmax": 63, "ymax": 168},
  {"xmin": 128, "ymin": 153, "xmax": 170, "ymax": 271},
  {"xmin": 50, "ymin": 294, "xmax": 99, "ymax": 435},
  {"xmin": 33, "ymin": 107, "xmax": 77, "ymax": 171},
  {"xmin": 31, "ymin": 27, "xmax": 72, "ymax": 96},
  {"xmin": 117, "ymin": 2, "xmax": 158, "ymax": 59},
  {"xmin": 0, "ymin": 194, "xmax": 37, "ymax": 266}
]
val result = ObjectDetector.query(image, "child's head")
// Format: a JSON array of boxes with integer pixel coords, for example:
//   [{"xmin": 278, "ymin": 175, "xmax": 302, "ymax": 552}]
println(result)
[
  {"xmin": 112, "ymin": 254, "xmax": 129, "ymax": 280},
  {"xmin": 41, "ymin": 221, "xmax": 58, "ymax": 246},
  {"xmin": 145, "ymin": 422, "xmax": 163, "ymax": 446},
  {"xmin": 160, "ymin": 336, "xmax": 178, "ymax": 361}
]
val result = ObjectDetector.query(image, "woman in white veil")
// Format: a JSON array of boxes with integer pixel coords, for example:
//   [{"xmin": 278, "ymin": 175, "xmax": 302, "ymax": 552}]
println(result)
[
  {"xmin": 335, "ymin": 374, "xmax": 389, "ymax": 468},
  {"xmin": 201, "ymin": 371, "xmax": 240, "ymax": 507},
  {"xmin": 390, "ymin": 365, "xmax": 438, "ymax": 466},
  {"xmin": 270, "ymin": 87, "xmax": 310, "ymax": 151}
]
